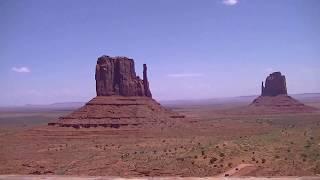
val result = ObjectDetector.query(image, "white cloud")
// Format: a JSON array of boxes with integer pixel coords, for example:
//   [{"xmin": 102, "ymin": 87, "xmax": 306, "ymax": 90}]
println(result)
[
  {"xmin": 222, "ymin": 0, "xmax": 238, "ymax": 6},
  {"xmin": 167, "ymin": 73, "xmax": 204, "ymax": 78},
  {"xmin": 12, "ymin": 67, "xmax": 31, "ymax": 73}
]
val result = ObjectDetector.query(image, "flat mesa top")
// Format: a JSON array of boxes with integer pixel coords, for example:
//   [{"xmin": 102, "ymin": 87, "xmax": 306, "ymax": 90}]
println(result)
[{"xmin": 97, "ymin": 55, "xmax": 134, "ymax": 64}]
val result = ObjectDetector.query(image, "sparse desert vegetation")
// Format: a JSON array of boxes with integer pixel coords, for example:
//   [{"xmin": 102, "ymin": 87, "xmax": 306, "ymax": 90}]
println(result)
[{"xmin": 0, "ymin": 102, "xmax": 319, "ymax": 177}]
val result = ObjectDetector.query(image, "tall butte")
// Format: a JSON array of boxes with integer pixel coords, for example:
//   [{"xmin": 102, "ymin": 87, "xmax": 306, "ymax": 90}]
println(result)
[
  {"xmin": 95, "ymin": 56, "xmax": 152, "ymax": 97},
  {"xmin": 49, "ymin": 55, "xmax": 184, "ymax": 128},
  {"xmin": 250, "ymin": 72, "xmax": 316, "ymax": 113}
]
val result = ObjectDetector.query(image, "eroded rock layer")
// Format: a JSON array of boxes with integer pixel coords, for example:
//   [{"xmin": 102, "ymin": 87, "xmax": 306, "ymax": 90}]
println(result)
[
  {"xmin": 250, "ymin": 95, "xmax": 316, "ymax": 113},
  {"xmin": 50, "ymin": 96, "xmax": 184, "ymax": 128}
]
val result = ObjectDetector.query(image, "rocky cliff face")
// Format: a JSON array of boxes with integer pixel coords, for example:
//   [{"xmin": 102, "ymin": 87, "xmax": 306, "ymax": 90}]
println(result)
[
  {"xmin": 261, "ymin": 72, "xmax": 287, "ymax": 96},
  {"xmin": 95, "ymin": 55, "xmax": 152, "ymax": 97}
]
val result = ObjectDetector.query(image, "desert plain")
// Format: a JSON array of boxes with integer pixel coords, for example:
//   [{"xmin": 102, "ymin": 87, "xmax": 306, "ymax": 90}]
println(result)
[{"xmin": 0, "ymin": 94, "xmax": 320, "ymax": 178}]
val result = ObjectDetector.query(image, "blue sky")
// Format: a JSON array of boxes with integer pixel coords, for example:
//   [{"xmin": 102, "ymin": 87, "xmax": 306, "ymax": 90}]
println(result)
[{"xmin": 0, "ymin": 0, "xmax": 319, "ymax": 105}]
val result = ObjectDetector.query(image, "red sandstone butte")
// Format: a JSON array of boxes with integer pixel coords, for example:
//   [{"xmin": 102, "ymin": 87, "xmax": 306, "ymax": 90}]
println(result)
[
  {"xmin": 261, "ymin": 72, "xmax": 287, "ymax": 96},
  {"xmin": 49, "ymin": 55, "xmax": 184, "ymax": 128},
  {"xmin": 251, "ymin": 72, "xmax": 317, "ymax": 113},
  {"xmin": 95, "ymin": 55, "xmax": 152, "ymax": 97}
]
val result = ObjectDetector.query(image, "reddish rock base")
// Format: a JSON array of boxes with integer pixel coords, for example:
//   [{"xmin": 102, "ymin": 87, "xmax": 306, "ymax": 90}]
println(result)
[
  {"xmin": 48, "ymin": 96, "xmax": 184, "ymax": 128},
  {"xmin": 250, "ymin": 95, "xmax": 317, "ymax": 113}
]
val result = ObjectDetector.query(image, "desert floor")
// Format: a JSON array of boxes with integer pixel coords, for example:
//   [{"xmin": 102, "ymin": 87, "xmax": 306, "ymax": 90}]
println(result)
[{"xmin": 0, "ymin": 102, "xmax": 320, "ymax": 177}]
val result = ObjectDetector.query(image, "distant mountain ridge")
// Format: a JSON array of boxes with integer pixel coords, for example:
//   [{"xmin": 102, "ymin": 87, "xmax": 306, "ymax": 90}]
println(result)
[
  {"xmin": 160, "ymin": 93, "xmax": 320, "ymax": 106},
  {"xmin": 24, "ymin": 102, "xmax": 85, "ymax": 109},
  {"xmin": 0, "ymin": 93, "xmax": 319, "ymax": 110}
]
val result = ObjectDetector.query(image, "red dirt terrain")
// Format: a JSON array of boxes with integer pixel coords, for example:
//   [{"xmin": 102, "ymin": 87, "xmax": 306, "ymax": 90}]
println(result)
[{"xmin": 1, "ymin": 106, "xmax": 320, "ymax": 177}]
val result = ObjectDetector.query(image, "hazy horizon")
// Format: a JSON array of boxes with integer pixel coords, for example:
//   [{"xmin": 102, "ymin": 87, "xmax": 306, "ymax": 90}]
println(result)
[
  {"xmin": 1, "ymin": 0, "xmax": 319, "ymax": 106},
  {"xmin": 1, "ymin": 92, "xmax": 320, "ymax": 108}
]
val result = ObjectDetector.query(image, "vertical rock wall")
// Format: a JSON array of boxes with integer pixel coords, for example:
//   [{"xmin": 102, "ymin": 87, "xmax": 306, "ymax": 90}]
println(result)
[
  {"xmin": 261, "ymin": 72, "xmax": 287, "ymax": 96},
  {"xmin": 95, "ymin": 55, "xmax": 152, "ymax": 97}
]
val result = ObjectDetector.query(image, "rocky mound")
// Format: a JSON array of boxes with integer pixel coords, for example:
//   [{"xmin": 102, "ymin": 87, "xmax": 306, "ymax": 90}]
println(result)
[
  {"xmin": 250, "ymin": 95, "xmax": 316, "ymax": 113},
  {"xmin": 49, "ymin": 96, "xmax": 183, "ymax": 128},
  {"xmin": 49, "ymin": 55, "xmax": 184, "ymax": 128},
  {"xmin": 250, "ymin": 72, "xmax": 317, "ymax": 113}
]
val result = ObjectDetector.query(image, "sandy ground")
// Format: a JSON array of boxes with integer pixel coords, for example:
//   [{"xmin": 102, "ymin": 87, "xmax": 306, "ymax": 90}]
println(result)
[
  {"xmin": 0, "ymin": 103, "xmax": 320, "ymax": 177},
  {"xmin": 0, "ymin": 175, "xmax": 320, "ymax": 180}
]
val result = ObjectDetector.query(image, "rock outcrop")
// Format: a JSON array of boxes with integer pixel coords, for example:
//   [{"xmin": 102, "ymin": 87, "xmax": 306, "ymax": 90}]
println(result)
[
  {"xmin": 250, "ymin": 72, "xmax": 317, "ymax": 113},
  {"xmin": 143, "ymin": 64, "xmax": 152, "ymax": 97},
  {"xmin": 261, "ymin": 72, "xmax": 287, "ymax": 96},
  {"xmin": 95, "ymin": 55, "xmax": 152, "ymax": 97},
  {"xmin": 50, "ymin": 96, "xmax": 184, "ymax": 128},
  {"xmin": 49, "ymin": 55, "xmax": 183, "ymax": 128}
]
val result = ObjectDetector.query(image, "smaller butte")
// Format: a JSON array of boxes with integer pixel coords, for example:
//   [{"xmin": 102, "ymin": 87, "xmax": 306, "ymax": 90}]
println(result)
[
  {"xmin": 48, "ymin": 55, "xmax": 184, "ymax": 129},
  {"xmin": 250, "ymin": 72, "xmax": 317, "ymax": 113}
]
